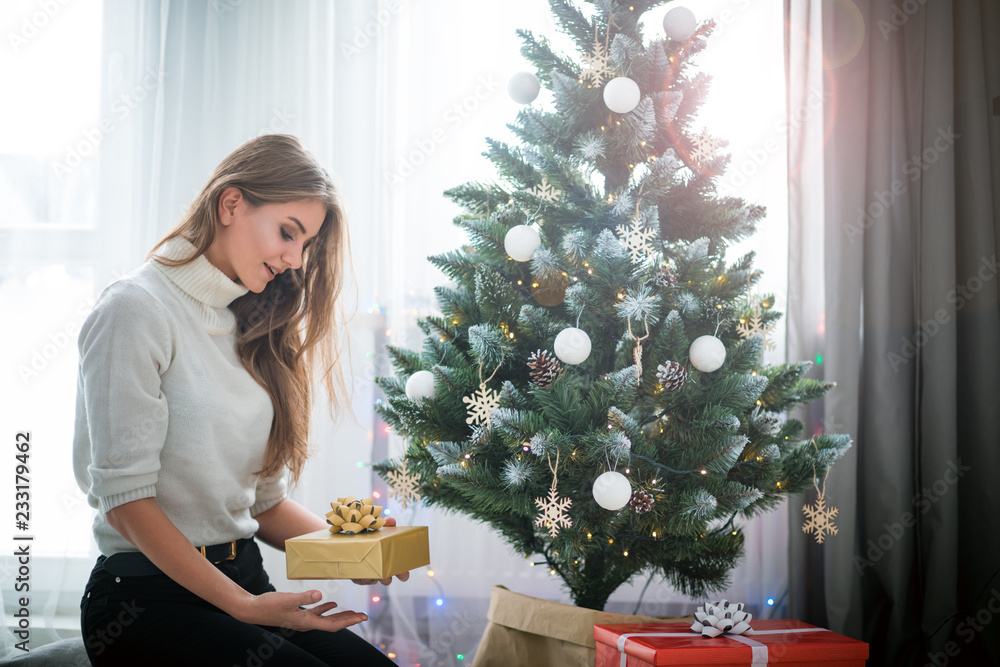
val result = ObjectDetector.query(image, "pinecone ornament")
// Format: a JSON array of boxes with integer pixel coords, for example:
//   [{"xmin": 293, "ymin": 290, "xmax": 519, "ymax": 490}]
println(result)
[
  {"xmin": 753, "ymin": 410, "xmax": 781, "ymax": 435},
  {"xmin": 630, "ymin": 489, "xmax": 654, "ymax": 514},
  {"xmin": 528, "ymin": 349, "xmax": 562, "ymax": 388},
  {"xmin": 656, "ymin": 360, "xmax": 687, "ymax": 390},
  {"xmin": 653, "ymin": 265, "xmax": 678, "ymax": 289}
]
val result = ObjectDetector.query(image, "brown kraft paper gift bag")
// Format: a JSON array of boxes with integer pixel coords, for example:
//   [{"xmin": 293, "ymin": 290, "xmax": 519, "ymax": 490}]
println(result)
[{"xmin": 471, "ymin": 585, "xmax": 692, "ymax": 667}]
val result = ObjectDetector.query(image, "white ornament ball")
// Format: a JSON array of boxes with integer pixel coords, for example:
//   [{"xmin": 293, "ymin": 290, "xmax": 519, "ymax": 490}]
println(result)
[
  {"xmin": 689, "ymin": 335, "xmax": 727, "ymax": 373},
  {"xmin": 663, "ymin": 6, "xmax": 697, "ymax": 41},
  {"xmin": 603, "ymin": 76, "xmax": 641, "ymax": 114},
  {"xmin": 593, "ymin": 471, "xmax": 632, "ymax": 511},
  {"xmin": 507, "ymin": 71, "xmax": 540, "ymax": 104},
  {"xmin": 504, "ymin": 225, "xmax": 541, "ymax": 262},
  {"xmin": 405, "ymin": 370, "xmax": 436, "ymax": 401},
  {"xmin": 553, "ymin": 327, "xmax": 592, "ymax": 365}
]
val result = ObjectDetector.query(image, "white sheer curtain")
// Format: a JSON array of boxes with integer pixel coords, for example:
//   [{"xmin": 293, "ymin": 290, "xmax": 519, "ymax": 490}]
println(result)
[{"xmin": 1, "ymin": 0, "xmax": 793, "ymax": 660}]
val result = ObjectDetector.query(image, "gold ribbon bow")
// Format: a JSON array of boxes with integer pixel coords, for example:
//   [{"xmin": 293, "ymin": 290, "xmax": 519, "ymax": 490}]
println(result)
[{"xmin": 325, "ymin": 496, "xmax": 388, "ymax": 534}]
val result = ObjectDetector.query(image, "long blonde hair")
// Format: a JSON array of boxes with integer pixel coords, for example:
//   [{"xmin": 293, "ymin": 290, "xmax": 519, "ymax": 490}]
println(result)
[{"xmin": 149, "ymin": 134, "xmax": 351, "ymax": 486}]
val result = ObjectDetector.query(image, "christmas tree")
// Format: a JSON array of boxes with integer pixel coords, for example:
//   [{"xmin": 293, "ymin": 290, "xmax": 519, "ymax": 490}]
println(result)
[{"xmin": 374, "ymin": 0, "xmax": 851, "ymax": 612}]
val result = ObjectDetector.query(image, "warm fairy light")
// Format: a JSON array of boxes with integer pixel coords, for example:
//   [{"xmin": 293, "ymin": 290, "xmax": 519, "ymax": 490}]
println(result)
[
  {"xmin": 752, "ymin": 371, "xmax": 757, "ymax": 375},
  {"xmin": 587, "ymin": 532, "xmax": 592, "ymax": 539},
  {"xmin": 625, "ymin": 468, "xmax": 630, "ymax": 474},
  {"xmin": 427, "ymin": 570, "xmax": 435, "ymax": 577},
  {"xmin": 640, "ymin": 141, "xmax": 646, "ymax": 146},
  {"xmin": 608, "ymin": 538, "xmax": 614, "ymax": 544},
  {"xmin": 587, "ymin": 268, "xmax": 593, "ymax": 274},
  {"xmin": 617, "ymin": 292, "xmax": 624, "ymax": 299},
  {"xmin": 732, "ymin": 531, "xmax": 738, "ymax": 535},
  {"xmin": 623, "ymin": 550, "xmax": 629, "ymax": 556},
  {"xmin": 517, "ymin": 280, "xmax": 522, "ymax": 285},
  {"xmin": 550, "ymin": 569, "xmax": 556, "ymax": 575},
  {"xmin": 600, "ymin": 126, "xmax": 606, "ymax": 131},
  {"xmin": 776, "ymin": 481, "xmax": 782, "ymax": 488},
  {"xmin": 652, "ymin": 531, "xmax": 657, "ymax": 537},
  {"xmin": 700, "ymin": 469, "xmax": 707, "ymax": 475},
  {"xmin": 373, "ymin": 491, "xmax": 381, "ymax": 499},
  {"xmin": 388, "ymin": 654, "xmax": 396, "ymax": 659},
  {"xmin": 757, "ymin": 400, "xmax": 762, "ymax": 405},
  {"xmin": 464, "ymin": 453, "xmax": 471, "ymax": 459},
  {"xmin": 651, "ymin": 479, "xmax": 656, "ymax": 484},
  {"xmin": 372, "ymin": 595, "xmax": 381, "ymax": 603}
]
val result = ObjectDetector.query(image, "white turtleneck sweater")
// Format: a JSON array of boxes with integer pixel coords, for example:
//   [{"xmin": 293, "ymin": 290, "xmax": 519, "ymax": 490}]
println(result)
[{"xmin": 73, "ymin": 236, "xmax": 287, "ymax": 556}]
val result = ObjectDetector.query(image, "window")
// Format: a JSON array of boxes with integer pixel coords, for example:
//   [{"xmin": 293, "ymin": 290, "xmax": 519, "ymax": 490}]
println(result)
[{"xmin": 1, "ymin": 0, "xmax": 104, "ymax": 635}]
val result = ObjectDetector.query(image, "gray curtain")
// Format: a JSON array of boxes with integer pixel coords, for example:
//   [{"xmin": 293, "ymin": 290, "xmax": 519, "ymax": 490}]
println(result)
[{"xmin": 784, "ymin": 1, "xmax": 1000, "ymax": 665}]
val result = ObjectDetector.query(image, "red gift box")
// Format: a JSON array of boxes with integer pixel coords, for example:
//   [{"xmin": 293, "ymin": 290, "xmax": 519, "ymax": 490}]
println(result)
[{"xmin": 594, "ymin": 619, "xmax": 868, "ymax": 667}]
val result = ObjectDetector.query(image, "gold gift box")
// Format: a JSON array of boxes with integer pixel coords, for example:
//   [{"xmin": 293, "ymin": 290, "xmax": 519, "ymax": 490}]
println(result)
[{"xmin": 285, "ymin": 525, "xmax": 430, "ymax": 580}]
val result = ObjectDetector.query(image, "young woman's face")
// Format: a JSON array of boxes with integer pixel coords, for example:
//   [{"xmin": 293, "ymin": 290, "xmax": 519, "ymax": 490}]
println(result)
[{"xmin": 208, "ymin": 187, "xmax": 326, "ymax": 293}]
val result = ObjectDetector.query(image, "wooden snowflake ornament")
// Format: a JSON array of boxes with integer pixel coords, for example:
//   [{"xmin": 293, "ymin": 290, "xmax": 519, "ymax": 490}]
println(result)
[
  {"xmin": 802, "ymin": 494, "xmax": 839, "ymax": 544},
  {"xmin": 615, "ymin": 216, "xmax": 657, "ymax": 265},
  {"xmin": 527, "ymin": 177, "xmax": 563, "ymax": 203},
  {"xmin": 535, "ymin": 451, "xmax": 572, "ymax": 537},
  {"xmin": 462, "ymin": 382, "xmax": 502, "ymax": 427},
  {"xmin": 385, "ymin": 460, "xmax": 421, "ymax": 509},
  {"xmin": 737, "ymin": 305, "xmax": 777, "ymax": 351},
  {"xmin": 580, "ymin": 38, "xmax": 613, "ymax": 86},
  {"xmin": 802, "ymin": 439, "xmax": 839, "ymax": 544},
  {"xmin": 535, "ymin": 487, "xmax": 573, "ymax": 538}
]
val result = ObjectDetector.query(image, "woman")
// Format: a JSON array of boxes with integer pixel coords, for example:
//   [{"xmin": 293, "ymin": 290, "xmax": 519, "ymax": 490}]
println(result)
[{"xmin": 73, "ymin": 134, "xmax": 403, "ymax": 665}]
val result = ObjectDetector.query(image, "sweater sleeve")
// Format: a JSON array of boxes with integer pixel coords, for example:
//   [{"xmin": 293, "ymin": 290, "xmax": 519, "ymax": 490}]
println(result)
[
  {"xmin": 76, "ymin": 281, "xmax": 173, "ymax": 514},
  {"xmin": 250, "ymin": 470, "xmax": 288, "ymax": 517}
]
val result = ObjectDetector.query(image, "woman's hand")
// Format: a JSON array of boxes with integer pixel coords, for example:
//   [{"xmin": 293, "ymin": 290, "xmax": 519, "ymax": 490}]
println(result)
[
  {"xmin": 352, "ymin": 517, "xmax": 412, "ymax": 586},
  {"xmin": 233, "ymin": 589, "xmax": 368, "ymax": 633}
]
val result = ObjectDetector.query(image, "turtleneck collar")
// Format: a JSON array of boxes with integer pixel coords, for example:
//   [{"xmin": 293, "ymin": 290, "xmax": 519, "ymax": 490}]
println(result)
[{"xmin": 149, "ymin": 236, "xmax": 250, "ymax": 335}]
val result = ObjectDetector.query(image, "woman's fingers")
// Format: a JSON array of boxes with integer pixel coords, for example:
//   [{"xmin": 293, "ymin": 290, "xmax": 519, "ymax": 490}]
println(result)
[
  {"xmin": 309, "ymin": 609, "xmax": 368, "ymax": 632},
  {"xmin": 305, "ymin": 601, "xmax": 339, "ymax": 616}
]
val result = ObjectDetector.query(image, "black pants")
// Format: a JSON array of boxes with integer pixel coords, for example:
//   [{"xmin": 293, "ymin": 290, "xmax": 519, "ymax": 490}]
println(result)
[{"xmin": 80, "ymin": 539, "xmax": 396, "ymax": 666}]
